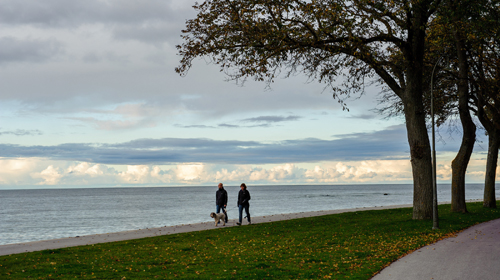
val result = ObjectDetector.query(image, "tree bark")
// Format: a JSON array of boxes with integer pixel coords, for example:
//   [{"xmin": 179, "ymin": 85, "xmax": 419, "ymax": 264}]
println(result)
[
  {"xmin": 402, "ymin": 41, "xmax": 433, "ymax": 219},
  {"xmin": 404, "ymin": 97, "xmax": 434, "ymax": 219},
  {"xmin": 484, "ymin": 131, "xmax": 499, "ymax": 208},
  {"xmin": 399, "ymin": 5, "xmax": 434, "ymax": 220},
  {"xmin": 450, "ymin": 28, "xmax": 476, "ymax": 213}
]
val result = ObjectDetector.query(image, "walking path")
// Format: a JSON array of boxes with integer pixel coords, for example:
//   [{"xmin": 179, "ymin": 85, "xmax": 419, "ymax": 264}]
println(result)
[
  {"xmin": 372, "ymin": 217, "xmax": 500, "ymax": 280},
  {"xmin": 0, "ymin": 204, "xmax": 409, "ymax": 256}
]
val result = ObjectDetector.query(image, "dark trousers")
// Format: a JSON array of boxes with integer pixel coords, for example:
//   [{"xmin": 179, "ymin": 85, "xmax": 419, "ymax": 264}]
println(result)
[
  {"xmin": 216, "ymin": 205, "xmax": 228, "ymax": 223},
  {"xmin": 238, "ymin": 204, "xmax": 250, "ymax": 223}
]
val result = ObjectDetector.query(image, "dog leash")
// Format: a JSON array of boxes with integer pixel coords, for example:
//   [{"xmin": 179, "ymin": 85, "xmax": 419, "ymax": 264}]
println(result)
[
  {"xmin": 221, "ymin": 206, "xmax": 249, "ymax": 220},
  {"xmin": 223, "ymin": 206, "xmax": 238, "ymax": 213}
]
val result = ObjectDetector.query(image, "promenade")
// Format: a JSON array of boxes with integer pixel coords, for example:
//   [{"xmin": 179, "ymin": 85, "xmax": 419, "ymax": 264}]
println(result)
[{"xmin": 372, "ymin": 217, "xmax": 500, "ymax": 279}]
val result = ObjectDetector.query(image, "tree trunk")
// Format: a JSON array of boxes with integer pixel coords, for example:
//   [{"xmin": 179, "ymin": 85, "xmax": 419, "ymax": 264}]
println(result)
[
  {"xmin": 450, "ymin": 28, "xmax": 476, "ymax": 213},
  {"xmin": 400, "ymin": 6, "xmax": 433, "ymax": 220},
  {"xmin": 403, "ymin": 88, "xmax": 433, "ymax": 220},
  {"xmin": 484, "ymin": 131, "xmax": 499, "ymax": 208}
]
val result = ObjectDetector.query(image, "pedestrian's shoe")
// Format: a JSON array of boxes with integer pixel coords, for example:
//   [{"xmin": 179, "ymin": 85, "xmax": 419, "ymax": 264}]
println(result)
[
  {"xmin": 248, "ymin": 221, "xmax": 252, "ymax": 225},
  {"xmin": 236, "ymin": 222, "xmax": 241, "ymax": 226}
]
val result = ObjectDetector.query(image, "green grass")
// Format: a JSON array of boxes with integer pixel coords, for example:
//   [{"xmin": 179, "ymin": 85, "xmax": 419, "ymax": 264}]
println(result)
[{"xmin": 2, "ymin": 202, "xmax": 500, "ymax": 279}]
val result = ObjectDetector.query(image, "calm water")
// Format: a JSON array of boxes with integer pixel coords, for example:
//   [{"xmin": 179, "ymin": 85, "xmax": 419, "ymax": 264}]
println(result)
[{"xmin": 0, "ymin": 184, "xmax": 496, "ymax": 245}]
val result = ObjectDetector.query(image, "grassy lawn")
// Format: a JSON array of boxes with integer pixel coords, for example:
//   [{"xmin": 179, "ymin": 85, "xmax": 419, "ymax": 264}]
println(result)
[{"xmin": 2, "ymin": 201, "xmax": 499, "ymax": 279}]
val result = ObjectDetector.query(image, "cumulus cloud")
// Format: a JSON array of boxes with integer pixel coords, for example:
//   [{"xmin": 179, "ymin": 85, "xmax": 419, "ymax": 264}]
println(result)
[
  {"xmin": 436, "ymin": 164, "xmax": 452, "ymax": 181},
  {"xmin": 175, "ymin": 164, "xmax": 208, "ymax": 182},
  {"xmin": 1, "ymin": 156, "xmax": 495, "ymax": 187},
  {"xmin": 32, "ymin": 165, "xmax": 64, "ymax": 185},
  {"xmin": 0, "ymin": 158, "xmax": 39, "ymax": 185},
  {"xmin": 214, "ymin": 164, "xmax": 305, "ymax": 183},
  {"xmin": 67, "ymin": 162, "xmax": 106, "ymax": 176},
  {"xmin": 304, "ymin": 161, "xmax": 413, "ymax": 183}
]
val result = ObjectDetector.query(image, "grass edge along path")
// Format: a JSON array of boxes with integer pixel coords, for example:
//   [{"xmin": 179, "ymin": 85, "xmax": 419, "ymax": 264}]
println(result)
[{"xmin": 2, "ymin": 202, "xmax": 500, "ymax": 279}]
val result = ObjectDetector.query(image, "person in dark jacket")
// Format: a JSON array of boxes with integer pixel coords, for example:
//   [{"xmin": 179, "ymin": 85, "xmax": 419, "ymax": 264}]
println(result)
[
  {"xmin": 237, "ymin": 183, "xmax": 251, "ymax": 225},
  {"xmin": 216, "ymin": 183, "xmax": 228, "ymax": 223}
]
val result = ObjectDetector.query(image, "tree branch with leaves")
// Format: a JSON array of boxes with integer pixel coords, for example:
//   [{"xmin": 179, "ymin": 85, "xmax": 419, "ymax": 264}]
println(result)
[{"xmin": 177, "ymin": 0, "xmax": 443, "ymax": 219}]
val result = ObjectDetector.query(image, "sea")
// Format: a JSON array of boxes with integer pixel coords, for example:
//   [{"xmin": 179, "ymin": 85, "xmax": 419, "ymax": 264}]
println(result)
[{"xmin": 0, "ymin": 184, "xmax": 497, "ymax": 245}]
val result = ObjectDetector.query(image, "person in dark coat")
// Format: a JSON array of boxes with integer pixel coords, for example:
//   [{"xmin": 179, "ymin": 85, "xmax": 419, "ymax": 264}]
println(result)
[
  {"xmin": 237, "ymin": 183, "xmax": 251, "ymax": 225},
  {"xmin": 216, "ymin": 183, "xmax": 228, "ymax": 223}
]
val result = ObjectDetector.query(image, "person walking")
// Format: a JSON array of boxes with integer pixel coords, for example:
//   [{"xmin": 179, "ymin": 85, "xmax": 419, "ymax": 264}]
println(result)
[
  {"xmin": 216, "ymin": 183, "xmax": 228, "ymax": 223},
  {"xmin": 237, "ymin": 183, "xmax": 251, "ymax": 225}
]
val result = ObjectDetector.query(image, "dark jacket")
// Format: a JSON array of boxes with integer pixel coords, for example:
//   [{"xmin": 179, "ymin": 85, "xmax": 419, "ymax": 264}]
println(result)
[
  {"xmin": 216, "ymin": 188, "xmax": 228, "ymax": 206},
  {"xmin": 238, "ymin": 189, "xmax": 251, "ymax": 206}
]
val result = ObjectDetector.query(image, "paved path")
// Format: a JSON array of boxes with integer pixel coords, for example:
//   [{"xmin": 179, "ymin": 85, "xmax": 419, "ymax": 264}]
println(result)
[
  {"xmin": 0, "ymin": 204, "xmax": 410, "ymax": 256},
  {"xmin": 372, "ymin": 218, "xmax": 500, "ymax": 280}
]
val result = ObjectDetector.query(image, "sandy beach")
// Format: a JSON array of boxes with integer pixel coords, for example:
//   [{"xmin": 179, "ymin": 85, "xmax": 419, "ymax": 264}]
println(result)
[{"xmin": 0, "ymin": 204, "xmax": 412, "ymax": 256}]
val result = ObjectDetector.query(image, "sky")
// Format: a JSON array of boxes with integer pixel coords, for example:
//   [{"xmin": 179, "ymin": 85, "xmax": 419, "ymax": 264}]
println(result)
[{"xmin": 0, "ymin": 0, "xmax": 497, "ymax": 189}]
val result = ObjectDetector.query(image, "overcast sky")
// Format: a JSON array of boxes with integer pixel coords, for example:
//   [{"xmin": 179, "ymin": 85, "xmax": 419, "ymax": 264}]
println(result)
[{"xmin": 0, "ymin": 0, "xmax": 495, "ymax": 188}]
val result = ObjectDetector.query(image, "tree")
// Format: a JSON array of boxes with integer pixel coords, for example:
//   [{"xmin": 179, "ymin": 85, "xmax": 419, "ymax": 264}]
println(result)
[
  {"xmin": 469, "ymin": 0, "xmax": 500, "ymax": 208},
  {"xmin": 439, "ymin": 0, "xmax": 479, "ymax": 213},
  {"xmin": 176, "ymin": 0, "xmax": 442, "ymax": 219},
  {"xmin": 475, "ymin": 82, "xmax": 500, "ymax": 208},
  {"xmin": 376, "ymin": 0, "xmax": 498, "ymax": 211}
]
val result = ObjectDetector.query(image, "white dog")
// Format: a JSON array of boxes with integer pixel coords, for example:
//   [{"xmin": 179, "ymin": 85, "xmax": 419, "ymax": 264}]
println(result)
[{"xmin": 210, "ymin": 212, "xmax": 226, "ymax": 226}]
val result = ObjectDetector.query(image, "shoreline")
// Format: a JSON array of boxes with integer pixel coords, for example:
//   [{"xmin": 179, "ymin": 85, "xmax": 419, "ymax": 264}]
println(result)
[
  {"xmin": 0, "ymin": 199, "xmax": 485, "ymax": 256},
  {"xmin": 0, "ymin": 203, "xmax": 414, "ymax": 256}
]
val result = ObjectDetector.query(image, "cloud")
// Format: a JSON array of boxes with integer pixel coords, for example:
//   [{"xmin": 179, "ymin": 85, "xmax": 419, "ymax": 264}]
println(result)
[
  {"xmin": 218, "ymin": 123, "xmax": 241, "ymax": 128},
  {"xmin": 175, "ymin": 115, "xmax": 303, "ymax": 129},
  {"xmin": 31, "ymin": 165, "xmax": 64, "ymax": 185},
  {"xmin": 69, "ymin": 117, "xmax": 156, "ymax": 130},
  {"xmin": 0, "ymin": 0, "xmax": 357, "ymax": 122},
  {"xmin": 0, "ymin": 129, "xmax": 42, "ymax": 136},
  {"xmin": 0, "ymin": 0, "xmax": 192, "ymax": 46},
  {"xmin": 0, "ymin": 0, "xmax": 187, "ymax": 26},
  {"xmin": 112, "ymin": 20, "xmax": 182, "ymax": 45},
  {"xmin": 175, "ymin": 164, "xmax": 208, "ymax": 182},
  {"xmin": 304, "ymin": 161, "xmax": 413, "ymax": 183},
  {"xmin": 175, "ymin": 124, "xmax": 216, "ymax": 129},
  {"xmin": 0, "ymin": 37, "xmax": 62, "ymax": 64},
  {"xmin": 0, "ymin": 158, "xmax": 39, "ymax": 184},
  {"xmin": 111, "ymin": 138, "xmax": 262, "ymax": 149},
  {"xmin": 175, "ymin": 123, "xmax": 268, "ymax": 129},
  {"xmin": 345, "ymin": 113, "xmax": 379, "ymax": 120},
  {"xmin": 1, "ymin": 154, "xmax": 495, "ymax": 186},
  {"xmin": 241, "ymin": 115, "xmax": 302, "ymax": 123},
  {"xmin": 0, "ymin": 125, "xmax": 411, "ymax": 165},
  {"xmin": 64, "ymin": 102, "xmax": 171, "ymax": 130}
]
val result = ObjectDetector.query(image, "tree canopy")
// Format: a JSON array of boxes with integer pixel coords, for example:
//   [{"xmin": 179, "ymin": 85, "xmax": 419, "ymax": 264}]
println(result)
[
  {"xmin": 177, "ymin": 0, "xmax": 440, "ymax": 103},
  {"xmin": 177, "ymin": 0, "xmax": 445, "ymax": 219}
]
